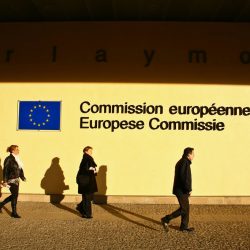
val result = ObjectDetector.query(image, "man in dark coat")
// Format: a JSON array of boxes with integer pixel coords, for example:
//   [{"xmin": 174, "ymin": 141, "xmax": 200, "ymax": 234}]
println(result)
[
  {"xmin": 161, "ymin": 147, "xmax": 195, "ymax": 233},
  {"xmin": 76, "ymin": 146, "xmax": 98, "ymax": 218}
]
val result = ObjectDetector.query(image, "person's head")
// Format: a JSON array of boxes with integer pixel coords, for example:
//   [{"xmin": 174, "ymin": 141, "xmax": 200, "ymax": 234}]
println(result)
[
  {"xmin": 183, "ymin": 147, "xmax": 194, "ymax": 161},
  {"xmin": 7, "ymin": 145, "xmax": 19, "ymax": 155},
  {"xmin": 83, "ymin": 146, "xmax": 93, "ymax": 156}
]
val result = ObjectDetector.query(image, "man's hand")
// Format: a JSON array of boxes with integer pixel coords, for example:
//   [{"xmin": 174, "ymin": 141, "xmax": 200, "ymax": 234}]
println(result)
[
  {"xmin": 0, "ymin": 181, "xmax": 7, "ymax": 187},
  {"xmin": 0, "ymin": 181, "xmax": 10, "ymax": 188},
  {"xmin": 89, "ymin": 167, "xmax": 98, "ymax": 174}
]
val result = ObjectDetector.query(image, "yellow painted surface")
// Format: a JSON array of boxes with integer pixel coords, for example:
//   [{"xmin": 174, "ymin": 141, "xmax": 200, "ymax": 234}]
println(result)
[
  {"xmin": 0, "ymin": 22, "xmax": 249, "ymax": 197},
  {"xmin": 0, "ymin": 83, "xmax": 249, "ymax": 196}
]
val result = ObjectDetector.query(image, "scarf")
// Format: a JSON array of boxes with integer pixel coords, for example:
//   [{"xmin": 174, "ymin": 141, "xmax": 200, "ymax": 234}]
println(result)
[{"xmin": 12, "ymin": 153, "xmax": 24, "ymax": 169}]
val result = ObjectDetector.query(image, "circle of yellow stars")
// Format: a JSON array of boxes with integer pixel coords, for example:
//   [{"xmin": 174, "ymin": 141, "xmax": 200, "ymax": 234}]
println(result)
[{"xmin": 29, "ymin": 104, "xmax": 50, "ymax": 127}]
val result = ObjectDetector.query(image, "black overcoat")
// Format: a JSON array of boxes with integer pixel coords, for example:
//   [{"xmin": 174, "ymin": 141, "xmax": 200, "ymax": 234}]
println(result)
[
  {"xmin": 172, "ymin": 157, "xmax": 192, "ymax": 197},
  {"xmin": 76, "ymin": 153, "xmax": 98, "ymax": 194}
]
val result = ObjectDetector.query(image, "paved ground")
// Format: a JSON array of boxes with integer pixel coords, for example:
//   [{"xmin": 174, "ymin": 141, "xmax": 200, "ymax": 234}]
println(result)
[{"xmin": 0, "ymin": 202, "xmax": 249, "ymax": 249}]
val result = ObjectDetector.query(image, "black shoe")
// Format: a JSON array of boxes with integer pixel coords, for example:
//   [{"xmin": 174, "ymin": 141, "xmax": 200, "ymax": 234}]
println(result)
[
  {"xmin": 161, "ymin": 217, "xmax": 169, "ymax": 233},
  {"xmin": 11, "ymin": 212, "xmax": 21, "ymax": 218},
  {"xmin": 76, "ymin": 204, "xmax": 83, "ymax": 214},
  {"xmin": 180, "ymin": 227, "xmax": 195, "ymax": 233},
  {"xmin": 82, "ymin": 214, "xmax": 93, "ymax": 219}
]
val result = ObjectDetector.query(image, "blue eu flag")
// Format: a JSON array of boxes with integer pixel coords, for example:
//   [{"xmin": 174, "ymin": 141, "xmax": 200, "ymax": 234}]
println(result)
[{"xmin": 18, "ymin": 101, "xmax": 61, "ymax": 130}]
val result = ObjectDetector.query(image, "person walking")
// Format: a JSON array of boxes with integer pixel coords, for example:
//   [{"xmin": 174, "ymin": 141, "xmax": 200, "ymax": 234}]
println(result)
[
  {"xmin": 161, "ymin": 147, "xmax": 195, "ymax": 233},
  {"xmin": 76, "ymin": 146, "xmax": 98, "ymax": 218},
  {"xmin": 0, "ymin": 145, "xmax": 26, "ymax": 218}
]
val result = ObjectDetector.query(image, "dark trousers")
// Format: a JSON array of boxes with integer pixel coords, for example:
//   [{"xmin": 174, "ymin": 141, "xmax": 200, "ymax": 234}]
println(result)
[
  {"xmin": 1, "ymin": 184, "xmax": 19, "ymax": 214},
  {"xmin": 165, "ymin": 194, "xmax": 190, "ymax": 229},
  {"xmin": 79, "ymin": 193, "xmax": 93, "ymax": 217}
]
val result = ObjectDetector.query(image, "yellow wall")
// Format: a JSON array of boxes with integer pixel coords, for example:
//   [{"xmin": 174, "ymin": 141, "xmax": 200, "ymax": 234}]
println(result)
[
  {"xmin": 0, "ymin": 83, "xmax": 249, "ymax": 196},
  {"xmin": 0, "ymin": 22, "xmax": 249, "ymax": 197}
]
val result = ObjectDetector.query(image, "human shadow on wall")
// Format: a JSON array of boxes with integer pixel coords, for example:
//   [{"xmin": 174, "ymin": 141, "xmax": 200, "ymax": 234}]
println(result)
[
  {"xmin": 93, "ymin": 165, "xmax": 108, "ymax": 204},
  {"xmin": 41, "ymin": 157, "xmax": 79, "ymax": 217}
]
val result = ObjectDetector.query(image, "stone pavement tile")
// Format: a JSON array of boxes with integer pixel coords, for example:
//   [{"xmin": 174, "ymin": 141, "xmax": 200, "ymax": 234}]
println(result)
[{"xmin": 0, "ymin": 203, "xmax": 249, "ymax": 249}]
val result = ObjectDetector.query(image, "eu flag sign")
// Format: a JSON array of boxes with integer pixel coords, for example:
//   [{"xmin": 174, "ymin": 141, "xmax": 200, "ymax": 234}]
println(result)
[{"xmin": 18, "ymin": 101, "xmax": 61, "ymax": 130}]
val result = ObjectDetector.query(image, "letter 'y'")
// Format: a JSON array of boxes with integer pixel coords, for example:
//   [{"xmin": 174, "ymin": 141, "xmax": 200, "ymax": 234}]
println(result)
[{"xmin": 144, "ymin": 49, "xmax": 155, "ymax": 67}]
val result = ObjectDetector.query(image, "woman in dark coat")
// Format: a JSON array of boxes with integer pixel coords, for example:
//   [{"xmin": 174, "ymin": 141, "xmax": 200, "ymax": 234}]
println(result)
[
  {"xmin": 76, "ymin": 146, "xmax": 98, "ymax": 218},
  {"xmin": 0, "ymin": 145, "xmax": 26, "ymax": 218}
]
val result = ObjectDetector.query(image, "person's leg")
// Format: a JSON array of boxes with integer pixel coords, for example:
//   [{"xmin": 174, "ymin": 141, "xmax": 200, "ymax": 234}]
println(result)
[
  {"xmin": 161, "ymin": 195, "xmax": 182, "ymax": 232},
  {"xmin": 0, "ymin": 194, "xmax": 13, "ymax": 207},
  {"xmin": 80, "ymin": 194, "xmax": 87, "ymax": 215},
  {"xmin": 162, "ymin": 194, "xmax": 193, "ymax": 232},
  {"xmin": 168, "ymin": 207, "xmax": 182, "ymax": 220},
  {"xmin": 0, "ymin": 194, "xmax": 13, "ymax": 213},
  {"xmin": 162, "ymin": 195, "xmax": 182, "ymax": 223},
  {"xmin": 76, "ymin": 198, "xmax": 84, "ymax": 214},
  {"xmin": 10, "ymin": 184, "xmax": 20, "ymax": 218},
  {"xmin": 83, "ymin": 193, "xmax": 92, "ymax": 218},
  {"xmin": 178, "ymin": 194, "xmax": 190, "ymax": 230}
]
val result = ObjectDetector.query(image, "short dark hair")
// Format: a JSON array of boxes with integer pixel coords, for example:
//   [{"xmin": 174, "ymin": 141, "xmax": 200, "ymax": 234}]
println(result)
[
  {"xmin": 183, "ymin": 147, "xmax": 194, "ymax": 157},
  {"xmin": 83, "ymin": 146, "xmax": 93, "ymax": 153}
]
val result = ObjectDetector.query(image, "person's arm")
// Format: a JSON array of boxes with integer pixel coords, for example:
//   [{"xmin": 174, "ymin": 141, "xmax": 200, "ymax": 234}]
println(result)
[
  {"xmin": 80, "ymin": 157, "xmax": 96, "ymax": 173},
  {"xmin": 90, "ymin": 158, "xmax": 97, "ymax": 168},
  {"xmin": 3, "ymin": 157, "xmax": 11, "ymax": 183},
  {"xmin": 79, "ymin": 158, "xmax": 89, "ymax": 173},
  {"xmin": 180, "ymin": 161, "xmax": 192, "ymax": 194},
  {"xmin": 19, "ymin": 168, "xmax": 26, "ymax": 181},
  {"xmin": 89, "ymin": 157, "xmax": 97, "ymax": 173},
  {"xmin": 185, "ymin": 165, "xmax": 192, "ymax": 194}
]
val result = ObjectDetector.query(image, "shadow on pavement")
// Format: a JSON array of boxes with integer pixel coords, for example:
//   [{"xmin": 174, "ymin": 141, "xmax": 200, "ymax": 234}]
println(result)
[
  {"xmin": 52, "ymin": 202, "xmax": 81, "ymax": 217},
  {"xmin": 169, "ymin": 225, "xmax": 181, "ymax": 231},
  {"xmin": 100, "ymin": 204, "xmax": 160, "ymax": 231},
  {"xmin": 2, "ymin": 206, "xmax": 12, "ymax": 216}
]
